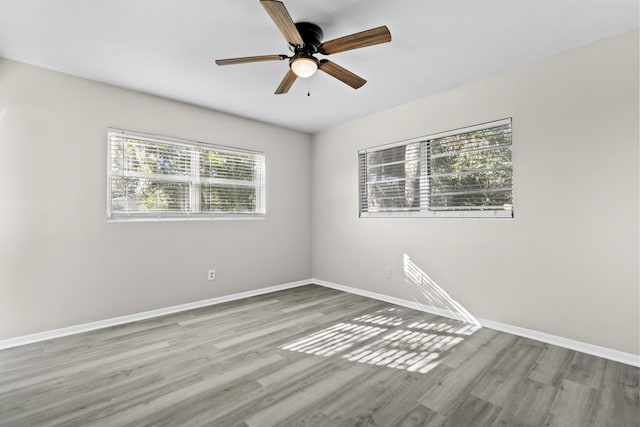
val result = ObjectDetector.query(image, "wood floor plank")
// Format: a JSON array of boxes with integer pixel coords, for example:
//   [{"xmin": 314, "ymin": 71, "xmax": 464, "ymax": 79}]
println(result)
[
  {"xmin": 470, "ymin": 337, "xmax": 545, "ymax": 407},
  {"xmin": 528, "ymin": 343, "xmax": 575, "ymax": 387},
  {"xmin": 418, "ymin": 332, "xmax": 517, "ymax": 415},
  {"xmin": 373, "ymin": 364, "xmax": 452, "ymax": 427},
  {"xmin": 391, "ymin": 405, "xmax": 446, "ymax": 427},
  {"xmin": 544, "ymin": 379, "xmax": 600, "ymax": 426},
  {"xmin": 2, "ymin": 372, "xmax": 163, "ymax": 425},
  {"xmin": 492, "ymin": 378, "xmax": 559, "ymax": 427},
  {"xmin": 243, "ymin": 363, "xmax": 372, "ymax": 427},
  {"xmin": 0, "ymin": 284, "xmax": 637, "ymax": 427},
  {"xmin": 439, "ymin": 326, "xmax": 500, "ymax": 369},
  {"xmin": 317, "ymin": 366, "xmax": 415, "ymax": 425},
  {"xmin": 164, "ymin": 379, "xmax": 263, "ymax": 427},
  {"xmin": 0, "ymin": 341, "xmax": 170, "ymax": 394},
  {"xmin": 564, "ymin": 350, "xmax": 608, "ymax": 389},
  {"xmin": 178, "ymin": 298, "xmax": 281, "ymax": 326},
  {"xmin": 442, "ymin": 394, "xmax": 502, "ymax": 427},
  {"xmin": 257, "ymin": 355, "xmax": 325, "ymax": 388},
  {"xmin": 588, "ymin": 360, "xmax": 640, "ymax": 427},
  {"xmin": 214, "ymin": 312, "xmax": 325, "ymax": 350},
  {"xmin": 83, "ymin": 353, "xmax": 285, "ymax": 426},
  {"xmin": 279, "ymin": 293, "xmax": 348, "ymax": 313},
  {"xmin": 209, "ymin": 358, "xmax": 349, "ymax": 427}
]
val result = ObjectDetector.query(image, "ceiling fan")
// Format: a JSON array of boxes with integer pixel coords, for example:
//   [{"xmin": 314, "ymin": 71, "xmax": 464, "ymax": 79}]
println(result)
[{"xmin": 215, "ymin": 0, "xmax": 392, "ymax": 94}]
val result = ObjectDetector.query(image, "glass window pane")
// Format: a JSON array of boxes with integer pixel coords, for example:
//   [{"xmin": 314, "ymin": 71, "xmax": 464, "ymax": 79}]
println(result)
[
  {"xmin": 200, "ymin": 184, "xmax": 256, "ymax": 213},
  {"xmin": 108, "ymin": 129, "xmax": 264, "ymax": 219},
  {"xmin": 363, "ymin": 142, "xmax": 422, "ymax": 212},
  {"xmin": 200, "ymin": 150, "xmax": 256, "ymax": 181},
  {"xmin": 110, "ymin": 177, "xmax": 189, "ymax": 213},
  {"xmin": 359, "ymin": 120, "xmax": 512, "ymax": 217}
]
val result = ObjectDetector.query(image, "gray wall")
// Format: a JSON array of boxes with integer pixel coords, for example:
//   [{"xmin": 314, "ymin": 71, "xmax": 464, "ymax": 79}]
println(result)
[
  {"xmin": 311, "ymin": 31, "xmax": 639, "ymax": 355},
  {"xmin": 1, "ymin": 31, "xmax": 638, "ymax": 357},
  {"xmin": 0, "ymin": 58, "xmax": 312, "ymax": 339}
]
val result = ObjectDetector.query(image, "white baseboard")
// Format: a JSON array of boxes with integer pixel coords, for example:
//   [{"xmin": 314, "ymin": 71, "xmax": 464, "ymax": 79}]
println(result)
[
  {"xmin": 312, "ymin": 278, "xmax": 640, "ymax": 368},
  {"xmin": 0, "ymin": 279, "xmax": 309, "ymax": 351},
  {"xmin": 2, "ymin": 278, "xmax": 638, "ymax": 368}
]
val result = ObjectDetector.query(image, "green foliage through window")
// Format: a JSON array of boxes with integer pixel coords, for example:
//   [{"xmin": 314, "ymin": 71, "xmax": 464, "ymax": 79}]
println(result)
[
  {"xmin": 108, "ymin": 129, "xmax": 264, "ymax": 219},
  {"xmin": 359, "ymin": 119, "xmax": 513, "ymax": 218}
]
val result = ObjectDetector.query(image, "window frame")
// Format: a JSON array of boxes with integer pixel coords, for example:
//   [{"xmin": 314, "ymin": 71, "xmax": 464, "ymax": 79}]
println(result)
[
  {"xmin": 358, "ymin": 118, "xmax": 513, "ymax": 219},
  {"xmin": 107, "ymin": 128, "xmax": 265, "ymax": 221}
]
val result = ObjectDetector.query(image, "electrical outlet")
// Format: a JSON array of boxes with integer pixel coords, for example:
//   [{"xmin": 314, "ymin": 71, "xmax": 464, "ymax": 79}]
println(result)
[
  {"xmin": 384, "ymin": 267, "xmax": 392, "ymax": 279},
  {"xmin": 208, "ymin": 269, "xmax": 216, "ymax": 281}
]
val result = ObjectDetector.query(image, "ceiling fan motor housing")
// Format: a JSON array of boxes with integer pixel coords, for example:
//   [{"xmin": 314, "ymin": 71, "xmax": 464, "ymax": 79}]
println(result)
[{"xmin": 293, "ymin": 22, "xmax": 323, "ymax": 54}]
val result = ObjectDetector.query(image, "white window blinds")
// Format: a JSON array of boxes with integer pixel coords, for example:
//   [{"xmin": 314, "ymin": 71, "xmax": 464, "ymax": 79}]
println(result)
[
  {"xmin": 359, "ymin": 118, "xmax": 513, "ymax": 218},
  {"xmin": 107, "ymin": 129, "xmax": 265, "ymax": 220}
]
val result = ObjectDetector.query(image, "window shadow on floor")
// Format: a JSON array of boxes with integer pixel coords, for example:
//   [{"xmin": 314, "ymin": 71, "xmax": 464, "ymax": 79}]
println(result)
[{"xmin": 281, "ymin": 305, "xmax": 480, "ymax": 374}]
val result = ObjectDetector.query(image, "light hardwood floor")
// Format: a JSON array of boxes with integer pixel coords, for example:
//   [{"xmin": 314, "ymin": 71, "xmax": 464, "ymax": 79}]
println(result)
[{"xmin": 0, "ymin": 285, "xmax": 638, "ymax": 426}]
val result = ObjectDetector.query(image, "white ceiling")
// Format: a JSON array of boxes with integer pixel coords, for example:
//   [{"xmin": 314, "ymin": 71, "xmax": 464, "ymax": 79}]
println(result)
[{"xmin": 0, "ymin": 1, "xmax": 637, "ymax": 133}]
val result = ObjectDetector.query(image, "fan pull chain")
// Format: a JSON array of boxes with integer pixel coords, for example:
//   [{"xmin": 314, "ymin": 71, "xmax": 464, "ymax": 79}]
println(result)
[{"xmin": 307, "ymin": 79, "xmax": 311, "ymax": 97}]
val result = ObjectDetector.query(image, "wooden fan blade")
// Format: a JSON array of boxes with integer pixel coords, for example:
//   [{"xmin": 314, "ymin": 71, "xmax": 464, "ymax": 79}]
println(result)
[
  {"xmin": 319, "ymin": 60, "xmax": 366, "ymax": 89},
  {"xmin": 275, "ymin": 69, "xmax": 297, "ymax": 94},
  {"xmin": 215, "ymin": 55, "xmax": 287, "ymax": 66},
  {"xmin": 260, "ymin": 0, "xmax": 304, "ymax": 46},
  {"xmin": 320, "ymin": 26, "xmax": 391, "ymax": 55}
]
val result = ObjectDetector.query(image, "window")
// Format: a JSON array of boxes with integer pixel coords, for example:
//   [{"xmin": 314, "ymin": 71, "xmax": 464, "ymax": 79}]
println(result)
[
  {"xmin": 359, "ymin": 118, "xmax": 513, "ymax": 218},
  {"xmin": 107, "ymin": 129, "xmax": 265, "ymax": 220}
]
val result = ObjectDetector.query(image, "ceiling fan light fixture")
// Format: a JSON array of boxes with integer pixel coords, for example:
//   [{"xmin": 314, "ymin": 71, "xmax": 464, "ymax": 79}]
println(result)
[
  {"xmin": 290, "ymin": 55, "xmax": 318, "ymax": 78},
  {"xmin": 214, "ymin": 1, "xmax": 392, "ymax": 94}
]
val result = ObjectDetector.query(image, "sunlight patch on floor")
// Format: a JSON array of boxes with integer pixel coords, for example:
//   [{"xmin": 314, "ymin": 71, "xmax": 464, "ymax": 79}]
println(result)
[
  {"xmin": 281, "ymin": 306, "xmax": 478, "ymax": 373},
  {"xmin": 281, "ymin": 322, "xmax": 386, "ymax": 356},
  {"xmin": 344, "ymin": 328, "xmax": 464, "ymax": 373}
]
